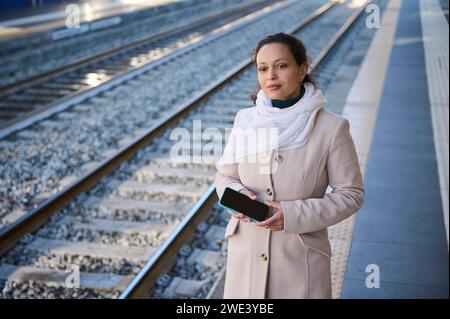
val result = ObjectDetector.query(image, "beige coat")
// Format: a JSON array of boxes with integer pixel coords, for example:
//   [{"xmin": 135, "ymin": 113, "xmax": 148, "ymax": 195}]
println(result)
[{"xmin": 215, "ymin": 108, "xmax": 364, "ymax": 299}]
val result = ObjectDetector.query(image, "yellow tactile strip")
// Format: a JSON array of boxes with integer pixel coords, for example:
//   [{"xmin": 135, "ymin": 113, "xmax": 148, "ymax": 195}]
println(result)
[{"xmin": 329, "ymin": 215, "xmax": 356, "ymax": 299}]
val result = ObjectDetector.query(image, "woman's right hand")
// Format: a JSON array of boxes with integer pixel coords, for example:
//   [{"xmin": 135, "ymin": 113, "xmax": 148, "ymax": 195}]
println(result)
[{"xmin": 227, "ymin": 189, "xmax": 257, "ymax": 223}]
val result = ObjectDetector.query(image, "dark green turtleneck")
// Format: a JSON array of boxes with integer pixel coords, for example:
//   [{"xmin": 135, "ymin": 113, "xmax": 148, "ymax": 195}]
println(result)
[{"xmin": 271, "ymin": 84, "xmax": 305, "ymax": 109}]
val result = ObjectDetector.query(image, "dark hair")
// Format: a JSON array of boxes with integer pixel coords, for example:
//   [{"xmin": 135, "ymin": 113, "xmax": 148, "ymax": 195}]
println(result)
[{"xmin": 250, "ymin": 32, "xmax": 317, "ymax": 103}]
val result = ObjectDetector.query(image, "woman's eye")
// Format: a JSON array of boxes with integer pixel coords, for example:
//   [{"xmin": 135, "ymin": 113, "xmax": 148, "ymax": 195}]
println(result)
[
  {"xmin": 258, "ymin": 67, "xmax": 267, "ymax": 72},
  {"xmin": 278, "ymin": 64, "xmax": 287, "ymax": 69}
]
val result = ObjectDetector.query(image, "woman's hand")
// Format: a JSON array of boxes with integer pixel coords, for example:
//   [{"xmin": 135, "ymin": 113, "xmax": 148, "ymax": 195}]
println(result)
[
  {"xmin": 255, "ymin": 201, "xmax": 284, "ymax": 231},
  {"xmin": 227, "ymin": 189, "xmax": 257, "ymax": 223}
]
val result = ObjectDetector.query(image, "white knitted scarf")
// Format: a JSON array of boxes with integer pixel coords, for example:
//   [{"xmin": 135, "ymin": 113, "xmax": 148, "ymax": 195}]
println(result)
[{"xmin": 216, "ymin": 82, "xmax": 326, "ymax": 168}]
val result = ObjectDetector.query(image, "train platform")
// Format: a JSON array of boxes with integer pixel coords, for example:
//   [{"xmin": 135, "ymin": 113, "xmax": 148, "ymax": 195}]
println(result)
[
  {"xmin": 208, "ymin": 0, "xmax": 449, "ymax": 299},
  {"xmin": 340, "ymin": 0, "xmax": 448, "ymax": 298},
  {"xmin": 0, "ymin": 0, "xmax": 181, "ymax": 41}
]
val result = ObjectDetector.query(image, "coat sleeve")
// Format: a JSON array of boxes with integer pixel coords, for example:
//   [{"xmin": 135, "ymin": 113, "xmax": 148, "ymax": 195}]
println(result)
[
  {"xmin": 280, "ymin": 118, "xmax": 365, "ymax": 234},
  {"xmin": 215, "ymin": 163, "xmax": 248, "ymax": 199}
]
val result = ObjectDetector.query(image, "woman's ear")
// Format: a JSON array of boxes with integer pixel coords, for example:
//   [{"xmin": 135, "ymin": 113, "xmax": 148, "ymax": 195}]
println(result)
[{"xmin": 299, "ymin": 62, "xmax": 308, "ymax": 81}]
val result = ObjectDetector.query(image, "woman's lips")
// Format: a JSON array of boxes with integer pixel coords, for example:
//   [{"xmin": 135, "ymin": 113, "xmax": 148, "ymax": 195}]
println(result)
[{"xmin": 268, "ymin": 85, "xmax": 281, "ymax": 91}]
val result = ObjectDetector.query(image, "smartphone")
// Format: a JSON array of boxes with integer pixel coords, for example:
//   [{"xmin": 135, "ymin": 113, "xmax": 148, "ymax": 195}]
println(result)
[{"xmin": 219, "ymin": 187, "xmax": 269, "ymax": 222}]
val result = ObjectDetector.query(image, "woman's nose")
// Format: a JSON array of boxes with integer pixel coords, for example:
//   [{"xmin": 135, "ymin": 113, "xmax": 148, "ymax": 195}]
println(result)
[{"xmin": 267, "ymin": 69, "xmax": 277, "ymax": 80}]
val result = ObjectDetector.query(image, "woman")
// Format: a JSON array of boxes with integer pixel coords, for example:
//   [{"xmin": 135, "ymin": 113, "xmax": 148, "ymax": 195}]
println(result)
[{"xmin": 215, "ymin": 33, "xmax": 364, "ymax": 299}]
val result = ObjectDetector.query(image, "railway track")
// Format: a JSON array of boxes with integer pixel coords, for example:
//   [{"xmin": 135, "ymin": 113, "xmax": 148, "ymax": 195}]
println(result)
[
  {"xmin": 0, "ymin": 0, "xmax": 377, "ymax": 299},
  {"xmin": 0, "ymin": 0, "xmax": 281, "ymax": 135},
  {"xmin": 0, "ymin": 0, "xmax": 327, "ymax": 236}
]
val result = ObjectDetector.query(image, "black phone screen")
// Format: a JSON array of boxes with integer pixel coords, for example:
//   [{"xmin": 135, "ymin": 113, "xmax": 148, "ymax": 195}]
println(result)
[{"xmin": 219, "ymin": 187, "xmax": 269, "ymax": 222}]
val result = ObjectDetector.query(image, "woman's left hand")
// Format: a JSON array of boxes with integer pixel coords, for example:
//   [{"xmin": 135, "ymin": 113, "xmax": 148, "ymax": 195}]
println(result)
[{"xmin": 255, "ymin": 201, "xmax": 284, "ymax": 231}]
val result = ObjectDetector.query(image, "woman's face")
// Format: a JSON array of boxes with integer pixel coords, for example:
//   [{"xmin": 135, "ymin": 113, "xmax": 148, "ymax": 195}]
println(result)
[{"xmin": 256, "ymin": 42, "xmax": 308, "ymax": 100}]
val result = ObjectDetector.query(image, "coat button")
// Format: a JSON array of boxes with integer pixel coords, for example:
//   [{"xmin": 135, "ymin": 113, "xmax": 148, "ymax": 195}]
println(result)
[
  {"xmin": 259, "ymin": 253, "xmax": 268, "ymax": 261},
  {"xmin": 275, "ymin": 155, "xmax": 283, "ymax": 163},
  {"xmin": 266, "ymin": 188, "xmax": 273, "ymax": 196}
]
